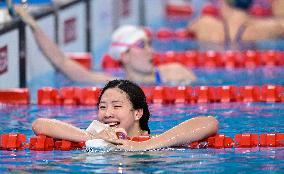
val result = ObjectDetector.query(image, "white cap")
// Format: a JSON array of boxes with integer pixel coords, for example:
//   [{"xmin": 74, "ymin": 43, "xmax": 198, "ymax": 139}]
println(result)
[{"xmin": 108, "ymin": 25, "xmax": 148, "ymax": 60}]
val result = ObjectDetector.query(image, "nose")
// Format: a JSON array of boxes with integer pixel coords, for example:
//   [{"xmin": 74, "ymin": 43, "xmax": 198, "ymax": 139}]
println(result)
[{"xmin": 104, "ymin": 107, "xmax": 114, "ymax": 118}]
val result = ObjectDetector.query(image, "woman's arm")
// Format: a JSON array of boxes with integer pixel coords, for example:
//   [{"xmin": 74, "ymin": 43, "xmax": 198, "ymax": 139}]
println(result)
[
  {"xmin": 116, "ymin": 116, "xmax": 219, "ymax": 151},
  {"xmin": 32, "ymin": 118, "xmax": 122, "ymax": 142},
  {"xmin": 14, "ymin": 6, "xmax": 115, "ymax": 83},
  {"xmin": 32, "ymin": 118, "xmax": 96, "ymax": 142}
]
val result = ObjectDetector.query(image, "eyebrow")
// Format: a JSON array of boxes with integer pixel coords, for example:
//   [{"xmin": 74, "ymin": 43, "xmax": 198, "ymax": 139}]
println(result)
[{"xmin": 99, "ymin": 100, "xmax": 124, "ymax": 104}]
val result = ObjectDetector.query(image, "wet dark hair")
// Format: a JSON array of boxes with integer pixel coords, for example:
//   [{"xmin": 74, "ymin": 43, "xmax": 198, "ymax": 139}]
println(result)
[
  {"xmin": 226, "ymin": 0, "xmax": 253, "ymax": 10},
  {"xmin": 97, "ymin": 79, "xmax": 150, "ymax": 134}
]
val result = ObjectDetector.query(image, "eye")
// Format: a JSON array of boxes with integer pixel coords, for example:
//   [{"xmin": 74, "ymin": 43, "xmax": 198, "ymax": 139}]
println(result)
[
  {"xmin": 114, "ymin": 105, "xmax": 122, "ymax": 108},
  {"xmin": 135, "ymin": 40, "xmax": 145, "ymax": 49},
  {"xmin": 99, "ymin": 105, "xmax": 106, "ymax": 110}
]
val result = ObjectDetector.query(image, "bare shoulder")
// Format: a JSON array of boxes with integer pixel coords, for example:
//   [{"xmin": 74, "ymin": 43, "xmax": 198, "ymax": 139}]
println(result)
[
  {"xmin": 243, "ymin": 18, "xmax": 283, "ymax": 41},
  {"xmin": 188, "ymin": 15, "xmax": 224, "ymax": 43},
  {"xmin": 157, "ymin": 62, "xmax": 188, "ymax": 74},
  {"xmin": 158, "ymin": 62, "xmax": 185, "ymax": 70},
  {"xmin": 189, "ymin": 15, "xmax": 222, "ymax": 29}
]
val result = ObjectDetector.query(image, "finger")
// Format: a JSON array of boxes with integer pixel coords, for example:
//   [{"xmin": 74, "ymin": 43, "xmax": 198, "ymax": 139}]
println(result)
[
  {"xmin": 105, "ymin": 129, "xmax": 116, "ymax": 139},
  {"xmin": 115, "ymin": 128, "xmax": 128, "ymax": 139}
]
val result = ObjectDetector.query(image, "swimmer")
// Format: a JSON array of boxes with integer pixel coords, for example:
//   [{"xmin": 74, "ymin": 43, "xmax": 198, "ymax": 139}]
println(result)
[
  {"xmin": 108, "ymin": 25, "xmax": 197, "ymax": 85},
  {"xmin": 15, "ymin": 6, "xmax": 196, "ymax": 85},
  {"xmin": 32, "ymin": 79, "xmax": 218, "ymax": 151},
  {"xmin": 188, "ymin": 0, "xmax": 284, "ymax": 50}
]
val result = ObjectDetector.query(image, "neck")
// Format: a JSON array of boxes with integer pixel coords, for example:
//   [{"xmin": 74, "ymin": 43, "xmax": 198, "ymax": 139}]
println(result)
[
  {"xmin": 220, "ymin": 1, "xmax": 248, "ymax": 19},
  {"xmin": 220, "ymin": 1, "xmax": 249, "ymax": 39},
  {"xmin": 127, "ymin": 123, "xmax": 146, "ymax": 137}
]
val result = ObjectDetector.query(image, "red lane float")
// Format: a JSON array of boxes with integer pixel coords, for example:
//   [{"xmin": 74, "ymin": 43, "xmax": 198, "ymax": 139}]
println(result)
[
  {"xmin": 0, "ymin": 88, "xmax": 29, "ymax": 105},
  {"xmin": 101, "ymin": 54, "xmax": 120, "ymax": 69},
  {"xmin": 37, "ymin": 87, "xmax": 101, "ymax": 105},
  {"xmin": 235, "ymin": 134, "xmax": 259, "ymax": 148},
  {"xmin": 67, "ymin": 52, "xmax": 92, "ymax": 70},
  {"xmin": 1, "ymin": 133, "xmax": 283, "ymax": 151},
  {"xmin": 239, "ymin": 86, "xmax": 261, "ymax": 102},
  {"xmin": 141, "ymin": 85, "xmax": 284, "ymax": 104},
  {"xmin": 37, "ymin": 87, "xmax": 61, "ymax": 105},
  {"xmin": 262, "ymin": 85, "xmax": 283, "ymax": 102},
  {"xmin": 102, "ymin": 50, "xmax": 284, "ymax": 69},
  {"xmin": 29, "ymin": 135, "xmax": 54, "ymax": 151},
  {"xmin": 1, "ymin": 85, "xmax": 283, "ymax": 105},
  {"xmin": 201, "ymin": 3, "xmax": 220, "ymax": 17},
  {"xmin": 166, "ymin": 3, "xmax": 193, "ymax": 16},
  {"xmin": 0, "ymin": 133, "xmax": 27, "ymax": 150},
  {"xmin": 249, "ymin": 4, "xmax": 271, "ymax": 17},
  {"xmin": 174, "ymin": 28, "xmax": 196, "ymax": 40},
  {"xmin": 156, "ymin": 27, "xmax": 174, "ymax": 40}
]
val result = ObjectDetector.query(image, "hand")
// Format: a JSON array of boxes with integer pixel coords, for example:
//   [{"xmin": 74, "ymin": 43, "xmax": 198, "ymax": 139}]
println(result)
[
  {"xmin": 14, "ymin": 6, "xmax": 38, "ymax": 28},
  {"xmin": 95, "ymin": 127, "xmax": 127, "ymax": 144}
]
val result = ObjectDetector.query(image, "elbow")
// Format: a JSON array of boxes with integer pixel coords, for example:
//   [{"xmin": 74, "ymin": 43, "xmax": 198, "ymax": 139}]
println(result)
[
  {"xmin": 206, "ymin": 116, "xmax": 219, "ymax": 136},
  {"xmin": 32, "ymin": 118, "xmax": 48, "ymax": 135},
  {"xmin": 194, "ymin": 116, "xmax": 219, "ymax": 137}
]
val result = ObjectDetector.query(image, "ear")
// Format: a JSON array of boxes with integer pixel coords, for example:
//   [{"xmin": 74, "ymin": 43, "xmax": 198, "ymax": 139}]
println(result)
[{"xmin": 134, "ymin": 108, "xmax": 143, "ymax": 121}]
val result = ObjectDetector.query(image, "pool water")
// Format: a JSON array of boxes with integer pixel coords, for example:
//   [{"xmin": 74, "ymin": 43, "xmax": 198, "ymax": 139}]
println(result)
[
  {"xmin": 0, "ymin": 102, "xmax": 284, "ymax": 173},
  {"xmin": 2, "ymin": 7, "xmax": 284, "ymax": 173}
]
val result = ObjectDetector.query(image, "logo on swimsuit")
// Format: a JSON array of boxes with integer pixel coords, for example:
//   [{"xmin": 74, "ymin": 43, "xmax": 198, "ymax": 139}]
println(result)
[
  {"xmin": 64, "ymin": 17, "xmax": 77, "ymax": 44},
  {"xmin": 0, "ymin": 45, "xmax": 8, "ymax": 75}
]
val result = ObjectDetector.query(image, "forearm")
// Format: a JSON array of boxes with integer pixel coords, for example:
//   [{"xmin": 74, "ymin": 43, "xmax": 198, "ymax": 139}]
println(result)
[
  {"xmin": 32, "ymin": 118, "xmax": 96, "ymax": 142},
  {"xmin": 32, "ymin": 24, "xmax": 114, "ymax": 83},
  {"xmin": 32, "ymin": 27, "xmax": 66, "ymax": 66},
  {"xmin": 17, "ymin": 7, "xmax": 115, "ymax": 83},
  {"xmin": 131, "ymin": 116, "xmax": 218, "ymax": 150}
]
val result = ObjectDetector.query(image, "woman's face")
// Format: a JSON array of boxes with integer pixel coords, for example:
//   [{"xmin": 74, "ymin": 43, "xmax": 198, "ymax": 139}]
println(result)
[
  {"xmin": 98, "ymin": 88, "xmax": 141, "ymax": 134},
  {"xmin": 124, "ymin": 39, "xmax": 154, "ymax": 74}
]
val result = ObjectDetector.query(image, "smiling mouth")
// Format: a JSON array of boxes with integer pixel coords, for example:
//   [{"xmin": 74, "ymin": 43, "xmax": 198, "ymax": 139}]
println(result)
[{"xmin": 107, "ymin": 122, "xmax": 120, "ymax": 127}]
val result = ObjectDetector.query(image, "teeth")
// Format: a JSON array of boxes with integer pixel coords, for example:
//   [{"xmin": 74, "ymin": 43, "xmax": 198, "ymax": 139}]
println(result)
[{"xmin": 107, "ymin": 122, "xmax": 119, "ymax": 127}]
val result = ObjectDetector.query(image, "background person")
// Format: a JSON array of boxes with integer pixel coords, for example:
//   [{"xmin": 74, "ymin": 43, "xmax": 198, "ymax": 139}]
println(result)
[
  {"xmin": 108, "ymin": 25, "xmax": 197, "ymax": 85},
  {"xmin": 32, "ymin": 79, "xmax": 219, "ymax": 151},
  {"xmin": 188, "ymin": 0, "xmax": 284, "ymax": 50},
  {"xmin": 16, "ymin": 6, "xmax": 196, "ymax": 85},
  {"xmin": 271, "ymin": 0, "xmax": 284, "ymax": 18}
]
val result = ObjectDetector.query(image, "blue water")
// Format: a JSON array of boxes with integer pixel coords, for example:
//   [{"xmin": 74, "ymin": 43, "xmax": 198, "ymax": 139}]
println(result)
[
  {"xmin": 26, "ymin": 65, "xmax": 284, "ymax": 104},
  {"xmin": 1, "ymin": 6, "xmax": 284, "ymax": 173},
  {"xmin": 0, "ymin": 102, "xmax": 284, "ymax": 173}
]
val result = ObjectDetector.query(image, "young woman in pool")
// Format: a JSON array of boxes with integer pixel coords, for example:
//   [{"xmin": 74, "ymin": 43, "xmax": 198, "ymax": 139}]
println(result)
[
  {"xmin": 107, "ymin": 25, "xmax": 196, "ymax": 85},
  {"xmin": 15, "ymin": 6, "xmax": 196, "ymax": 85},
  {"xmin": 32, "ymin": 79, "xmax": 219, "ymax": 151}
]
